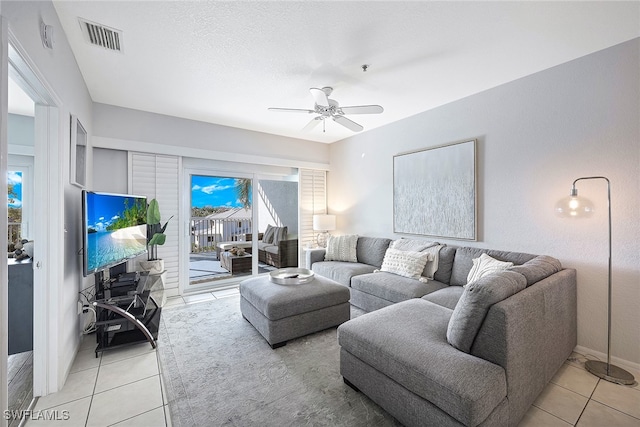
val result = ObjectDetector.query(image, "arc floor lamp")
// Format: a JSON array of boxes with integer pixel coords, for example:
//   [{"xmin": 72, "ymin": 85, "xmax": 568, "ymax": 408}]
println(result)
[{"xmin": 555, "ymin": 176, "xmax": 635, "ymax": 385}]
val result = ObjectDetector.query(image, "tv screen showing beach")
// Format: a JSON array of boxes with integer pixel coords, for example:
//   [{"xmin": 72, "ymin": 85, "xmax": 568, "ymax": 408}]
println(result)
[{"xmin": 85, "ymin": 192, "xmax": 147, "ymax": 274}]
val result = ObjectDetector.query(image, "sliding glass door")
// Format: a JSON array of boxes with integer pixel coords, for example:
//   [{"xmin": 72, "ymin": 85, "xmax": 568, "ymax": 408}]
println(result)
[
  {"xmin": 189, "ymin": 174, "xmax": 254, "ymax": 285},
  {"xmin": 184, "ymin": 169, "xmax": 300, "ymax": 291}
]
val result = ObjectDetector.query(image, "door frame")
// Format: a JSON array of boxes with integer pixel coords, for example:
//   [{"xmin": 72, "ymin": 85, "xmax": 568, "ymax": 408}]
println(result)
[{"xmin": 2, "ymin": 27, "xmax": 64, "ymax": 411}]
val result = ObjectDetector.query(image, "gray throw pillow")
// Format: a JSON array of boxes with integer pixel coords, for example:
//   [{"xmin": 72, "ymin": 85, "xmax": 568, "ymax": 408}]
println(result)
[
  {"xmin": 262, "ymin": 224, "xmax": 275, "ymax": 244},
  {"xmin": 509, "ymin": 255, "xmax": 562, "ymax": 287},
  {"xmin": 447, "ymin": 270, "xmax": 526, "ymax": 353},
  {"xmin": 272, "ymin": 226, "xmax": 288, "ymax": 245}
]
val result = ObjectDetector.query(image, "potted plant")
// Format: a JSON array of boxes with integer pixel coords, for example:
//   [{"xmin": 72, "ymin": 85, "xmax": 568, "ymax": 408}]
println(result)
[{"xmin": 139, "ymin": 198, "xmax": 172, "ymax": 274}]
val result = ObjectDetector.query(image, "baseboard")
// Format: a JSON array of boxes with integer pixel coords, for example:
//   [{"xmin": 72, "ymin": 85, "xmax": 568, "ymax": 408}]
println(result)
[
  {"xmin": 163, "ymin": 287, "xmax": 181, "ymax": 298},
  {"xmin": 574, "ymin": 345, "xmax": 640, "ymax": 374}
]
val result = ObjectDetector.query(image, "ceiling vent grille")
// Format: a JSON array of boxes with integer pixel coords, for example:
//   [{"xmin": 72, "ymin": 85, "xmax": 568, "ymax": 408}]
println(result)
[{"xmin": 78, "ymin": 18, "xmax": 122, "ymax": 52}]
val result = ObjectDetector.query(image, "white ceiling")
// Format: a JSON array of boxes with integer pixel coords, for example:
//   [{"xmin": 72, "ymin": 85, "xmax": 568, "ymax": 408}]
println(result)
[{"xmin": 49, "ymin": 1, "xmax": 639, "ymax": 144}]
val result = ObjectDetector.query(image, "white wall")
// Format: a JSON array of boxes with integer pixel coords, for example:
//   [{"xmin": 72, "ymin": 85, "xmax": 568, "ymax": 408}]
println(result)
[
  {"xmin": 328, "ymin": 39, "xmax": 640, "ymax": 366},
  {"xmin": 92, "ymin": 103, "xmax": 330, "ymax": 168},
  {"xmin": 92, "ymin": 147, "xmax": 128, "ymax": 194},
  {"xmin": 2, "ymin": 0, "xmax": 93, "ymax": 391}
]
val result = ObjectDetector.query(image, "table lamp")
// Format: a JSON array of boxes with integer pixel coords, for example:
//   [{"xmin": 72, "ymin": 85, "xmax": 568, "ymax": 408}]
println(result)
[{"xmin": 312, "ymin": 214, "xmax": 336, "ymax": 248}]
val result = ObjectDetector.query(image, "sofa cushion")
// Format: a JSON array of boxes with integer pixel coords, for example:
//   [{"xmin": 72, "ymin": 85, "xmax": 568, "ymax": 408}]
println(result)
[
  {"xmin": 325, "ymin": 235, "xmax": 358, "ymax": 262},
  {"xmin": 338, "ymin": 299, "xmax": 507, "ymax": 427},
  {"xmin": 258, "ymin": 242, "xmax": 275, "ymax": 251},
  {"xmin": 379, "ymin": 248, "xmax": 431, "ymax": 280},
  {"xmin": 422, "ymin": 286, "xmax": 465, "ymax": 310},
  {"xmin": 351, "ymin": 272, "xmax": 448, "ymax": 303},
  {"xmin": 447, "ymin": 271, "xmax": 527, "ymax": 353},
  {"xmin": 311, "ymin": 261, "xmax": 375, "ymax": 287},
  {"xmin": 466, "ymin": 253, "xmax": 513, "ymax": 285},
  {"xmin": 264, "ymin": 245, "xmax": 279, "ymax": 255},
  {"xmin": 433, "ymin": 246, "xmax": 456, "ymax": 284},
  {"xmin": 450, "ymin": 247, "xmax": 537, "ymax": 286},
  {"xmin": 509, "ymin": 255, "xmax": 562, "ymax": 287},
  {"xmin": 356, "ymin": 236, "xmax": 392, "ymax": 268}
]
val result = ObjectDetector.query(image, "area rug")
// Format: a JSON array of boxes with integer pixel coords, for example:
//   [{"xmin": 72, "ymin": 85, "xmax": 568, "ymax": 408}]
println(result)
[{"xmin": 157, "ymin": 295, "xmax": 400, "ymax": 426}]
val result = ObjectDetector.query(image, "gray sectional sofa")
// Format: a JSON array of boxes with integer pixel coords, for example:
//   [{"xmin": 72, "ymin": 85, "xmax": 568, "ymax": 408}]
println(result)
[{"xmin": 307, "ymin": 236, "xmax": 577, "ymax": 427}]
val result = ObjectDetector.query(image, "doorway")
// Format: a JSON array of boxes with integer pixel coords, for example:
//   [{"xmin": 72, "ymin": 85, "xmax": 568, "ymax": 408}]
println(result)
[
  {"xmin": 6, "ymin": 74, "xmax": 35, "ymax": 425},
  {"xmin": 2, "ymin": 33, "xmax": 63, "ymax": 425},
  {"xmin": 189, "ymin": 174, "xmax": 255, "ymax": 285}
]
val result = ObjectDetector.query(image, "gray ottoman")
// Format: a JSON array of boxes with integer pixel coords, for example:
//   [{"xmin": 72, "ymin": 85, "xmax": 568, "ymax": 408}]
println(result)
[{"xmin": 240, "ymin": 275, "xmax": 351, "ymax": 348}]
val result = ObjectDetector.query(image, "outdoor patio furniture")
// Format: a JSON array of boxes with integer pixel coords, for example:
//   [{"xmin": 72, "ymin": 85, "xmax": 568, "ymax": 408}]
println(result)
[
  {"xmin": 220, "ymin": 252, "xmax": 252, "ymax": 274},
  {"xmin": 215, "ymin": 241, "xmax": 253, "ymax": 260}
]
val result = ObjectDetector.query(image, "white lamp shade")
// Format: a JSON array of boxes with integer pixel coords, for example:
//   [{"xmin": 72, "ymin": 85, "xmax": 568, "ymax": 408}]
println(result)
[{"xmin": 313, "ymin": 214, "xmax": 336, "ymax": 231}]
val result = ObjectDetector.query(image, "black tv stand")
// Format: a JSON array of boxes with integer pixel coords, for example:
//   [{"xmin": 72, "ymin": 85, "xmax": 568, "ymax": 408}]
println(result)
[{"xmin": 92, "ymin": 271, "xmax": 162, "ymax": 357}]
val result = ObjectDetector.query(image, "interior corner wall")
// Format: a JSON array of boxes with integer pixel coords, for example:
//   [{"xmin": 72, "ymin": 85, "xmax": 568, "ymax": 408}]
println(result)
[
  {"xmin": 328, "ymin": 38, "xmax": 640, "ymax": 365},
  {"xmin": 3, "ymin": 0, "xmax": 94, "ymax": 392}
]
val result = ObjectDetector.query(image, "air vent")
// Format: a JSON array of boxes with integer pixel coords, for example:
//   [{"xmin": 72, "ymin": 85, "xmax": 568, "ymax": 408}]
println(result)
[{"xmin": 78, "ymin": 18, "xmax": 123, "ymax": 52}]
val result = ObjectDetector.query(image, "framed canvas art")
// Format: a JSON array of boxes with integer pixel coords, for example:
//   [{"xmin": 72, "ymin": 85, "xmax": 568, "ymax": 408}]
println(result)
[
  {"xmin": 70, "ymin": 114, "xmax": 87, "ymax": 188},
  {"xmin": 393, "ymin": 139, "xmax": 476, "ymax": 240}
]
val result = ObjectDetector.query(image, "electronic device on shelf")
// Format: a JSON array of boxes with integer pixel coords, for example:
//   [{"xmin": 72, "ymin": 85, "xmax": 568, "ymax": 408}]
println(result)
[
  {"xmin": 80, "ymin": 190, "xmax": 162, "ymax": 356},
  {"xmin": 82, "ymin": 190, "xmax": 147, "ymax": 278}
]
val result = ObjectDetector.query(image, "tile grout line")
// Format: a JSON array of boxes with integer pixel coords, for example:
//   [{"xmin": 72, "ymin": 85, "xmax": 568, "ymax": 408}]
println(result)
[{"xmin": 84, "ymin": 352, "xmax": 102, "ymax": 427}]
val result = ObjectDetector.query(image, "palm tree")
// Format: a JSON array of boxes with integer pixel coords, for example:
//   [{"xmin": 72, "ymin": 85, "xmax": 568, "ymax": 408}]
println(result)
[{"xmin": 236, "ymin": 178, "xmax": 252, "ymax": 209}]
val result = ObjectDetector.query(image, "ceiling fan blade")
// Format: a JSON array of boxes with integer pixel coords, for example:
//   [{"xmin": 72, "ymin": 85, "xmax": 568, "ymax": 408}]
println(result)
[
  {"xmin": 302, "ymin": 117, "xmax": 322, "ymax": 131},
  {"xmin": 340, "ymin": 105, "xmax": 384, "ymax": 115},
  {"xmin": 333, "ymin": 115, "xmax": 363, "ymax": 132},
  {"xmin": 268, "ymin": 107, "xmax": 314, "ymax": 113},
  {"xmin": 310, "ymin": 87, "xmax": 330, "ymax": 107}
]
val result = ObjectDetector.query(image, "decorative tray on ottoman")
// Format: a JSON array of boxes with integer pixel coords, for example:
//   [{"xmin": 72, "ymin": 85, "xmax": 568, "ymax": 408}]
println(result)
[{"xmin": 269, "ymin": 268, "xmax": 315, "ymax": 285}]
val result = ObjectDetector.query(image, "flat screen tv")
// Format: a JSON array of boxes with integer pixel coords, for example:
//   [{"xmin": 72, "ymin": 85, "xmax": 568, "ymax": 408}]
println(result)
[{"xmin": 82, "ymin": 191, "xmax": 148, "ymax": 277}]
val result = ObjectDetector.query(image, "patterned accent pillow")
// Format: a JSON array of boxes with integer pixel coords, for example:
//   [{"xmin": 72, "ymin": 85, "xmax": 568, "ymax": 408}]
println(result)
[
  {"xmin": 262, "ymin": 224, "xmax": 275, "ymax": 244},
  {"xmin": 466, "ymin": 253, "xmax": 514, "ymax": 285},
  {"xmin": 380, "ymin": 248, "xmax": 432, "ymax": 280},
  {"xmin": 272, "ymin": 226, "xmax": 288, "ymax": 245},
  {"xmin": 325, "ymin": 235, "xmax": 358, "ymax": 262}
]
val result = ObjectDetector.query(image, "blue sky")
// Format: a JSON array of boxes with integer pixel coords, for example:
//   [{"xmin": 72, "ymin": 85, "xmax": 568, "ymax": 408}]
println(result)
[
  {"xmin": 86, "ymin": 193, "xmax": 144, "ymax": 231},
  {"xmin": 7, "ymin": 171, "xmax": 22, "ymax": 208},
  {"xmin": 191, "ymin": 176, "xmax": 250, "ymax": 208}
]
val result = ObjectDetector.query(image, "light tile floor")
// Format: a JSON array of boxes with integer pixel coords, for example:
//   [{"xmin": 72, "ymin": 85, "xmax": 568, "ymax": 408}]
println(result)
[{"xmin": 24, "ymin": 287, "xmax": 640, "ymax": 426}]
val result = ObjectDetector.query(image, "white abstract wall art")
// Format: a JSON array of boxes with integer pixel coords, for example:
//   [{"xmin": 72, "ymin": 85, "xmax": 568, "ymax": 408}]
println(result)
[{"xmin": 393, "ymin": 139, "xmax": 476, "ymax": 240}]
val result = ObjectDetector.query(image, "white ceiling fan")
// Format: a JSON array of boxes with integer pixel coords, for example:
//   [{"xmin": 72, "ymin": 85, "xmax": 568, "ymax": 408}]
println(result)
[{"xmin": 268, "ymin": 87, "xmax": 384, "ymax": 132}]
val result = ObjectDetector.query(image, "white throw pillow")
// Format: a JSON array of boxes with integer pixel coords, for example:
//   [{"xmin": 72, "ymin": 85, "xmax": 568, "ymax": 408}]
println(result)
[
  {"xmin": 380, "ymin": 248, "xmax": 431, "ymax": 280},
  {"xmin": 466, "ymin": 253, "xmax": 514, "ymax": 285},
  {"xmin": 390, "ymin": 238, "xmax": 438, "ymax": 252},
  {"xmin": 422, "ymin": 244, "xmax": 444, "ymax": 280},
  {"xmin": 324, "ymin": 235, "xmax": 358, "ymax": 262}
]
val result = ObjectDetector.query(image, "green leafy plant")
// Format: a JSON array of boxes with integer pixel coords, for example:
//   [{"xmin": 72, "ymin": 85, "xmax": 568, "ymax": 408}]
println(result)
[{"xmin": 146, "ymin": 199, "xmax": 173, "ymax": 261}]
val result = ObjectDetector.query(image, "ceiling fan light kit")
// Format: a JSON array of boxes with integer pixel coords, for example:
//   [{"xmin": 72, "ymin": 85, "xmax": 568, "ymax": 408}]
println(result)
[{"xmin": 268, "ymin": 86, "xmax": 384, "ymax": 133}]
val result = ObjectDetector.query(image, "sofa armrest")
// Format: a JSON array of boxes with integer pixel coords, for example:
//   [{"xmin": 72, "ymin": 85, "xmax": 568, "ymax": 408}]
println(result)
[
  {"xmin": 277, "ymin": 238, "xmax": 299, "ymax": 267},
  {"xmin": 305, "ymin": 248, "xmax": 326, "ymax": 269},
  {"xmin": 471, "ymin": 268, "xmax": 577, "ymax": 426}
]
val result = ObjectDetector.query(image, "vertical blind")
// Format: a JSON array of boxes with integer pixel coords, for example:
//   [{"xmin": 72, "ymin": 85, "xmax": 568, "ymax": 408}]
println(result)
[
  {"xmin": 299, "ymin": 169, "xmax": 327, "ymax": 251},
  {"xmin": 130, "ymin": 153, "xmax": 180, "ymax": 290}
]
